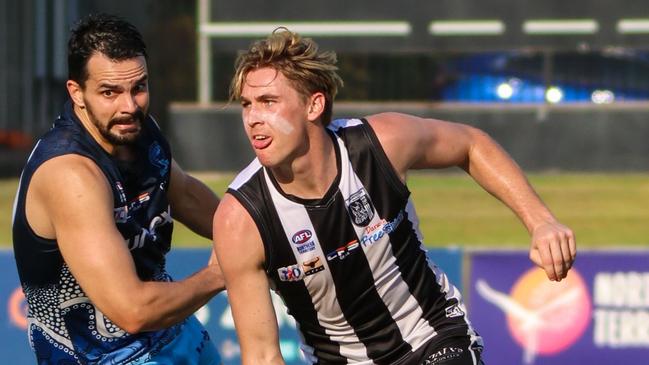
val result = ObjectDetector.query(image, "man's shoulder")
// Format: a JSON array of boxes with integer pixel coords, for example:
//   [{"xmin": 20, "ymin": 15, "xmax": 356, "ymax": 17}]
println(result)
[
  {"xmin": 327, "ymin": 117, "xmax": 365, "ymax": 132},
  {"xmin": 329, "ymin": 115, "xmax": 404, "ymax": 140},
  {"xmin": 24, "ymin": 134, "xmax": 96, "ymax": 183},
  {"xmin": 34, "ymin": 154, "xmax": 104, "ymax": 185},
  {"xmin": 229, "ymin": 158, "xmax": 264, "ymax": 191},
  {"xmin": 26, "ymin": 154, "xmax": 109, "ymax": 223},
  {"xmin": 364, "ymin": 112, "xmax": 411, "ymax": 130},
  {"xmin": 34, "ymin": 119, "xmax": 90, "ymax": 157},
  {"xmin": 214, "ymin": 192, "xmax": 262, "ymax": 245}
]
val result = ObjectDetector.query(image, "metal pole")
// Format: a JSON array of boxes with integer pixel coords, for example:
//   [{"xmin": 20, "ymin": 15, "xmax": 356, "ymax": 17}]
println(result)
[
  {"xmin": 0, "ymin": 0, "xmax": 9, "ymax": 129},
  {"xmin": 24, "ymin": 0, "xmax": 40, "ymax": 135},
  {"xmin": 52, "ymin": 0, "xmax": 67, "ymax": 80},
  {"xmin": 198, "ymin": 0, "xmax": 212, "ymax": 104}
]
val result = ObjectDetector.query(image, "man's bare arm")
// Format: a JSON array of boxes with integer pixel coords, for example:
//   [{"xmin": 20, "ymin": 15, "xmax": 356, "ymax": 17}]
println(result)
[
  {"xmin": 27, "ymin": 155, "xmax": 223, "ymax": 333},
  {"xmin": 213, "ymin": 193, "xmax": 285, "ymax": 365},
  {"xmin": 367, "ymin": 112, "xmax": 576, "ymax": 281},
  {"xmin": 167, "ymin": 159, "xmax": 220, "ymax": 239}
]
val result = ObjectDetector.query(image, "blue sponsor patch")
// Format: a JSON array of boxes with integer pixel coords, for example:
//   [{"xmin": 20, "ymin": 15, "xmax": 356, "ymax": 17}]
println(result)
[
  {"xmin": 360, "ymin": 210, "xmax": 404, "ymax": 247},
  {"xmin": 297, "ymin": 241, "xmax": 316, "ymax": 254}
]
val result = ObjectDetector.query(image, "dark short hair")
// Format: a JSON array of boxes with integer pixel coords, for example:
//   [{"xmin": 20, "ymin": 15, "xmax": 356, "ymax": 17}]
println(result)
[{"xmin": 68, "ymin": 13, "xmax": 147, "ymax": 87}]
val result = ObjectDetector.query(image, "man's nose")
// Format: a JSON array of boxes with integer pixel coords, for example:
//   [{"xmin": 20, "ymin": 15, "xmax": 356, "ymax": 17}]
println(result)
[
  {"xmin": 244, "ymin": 108, "xmax": 263, "ymax": 127},
  {"xmin": 119, "ymin": 93, "xmax": 138, "ymax": 114}
]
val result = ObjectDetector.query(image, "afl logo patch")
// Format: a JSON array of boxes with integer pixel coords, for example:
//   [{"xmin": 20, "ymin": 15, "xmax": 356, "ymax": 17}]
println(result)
[
  {"xmin": 346, "ymin": 189, "xmax": 374, "ymax": 227},
  {"xmin": 292, "ymin": 229, "xmax": 313, "ymax": 245}
]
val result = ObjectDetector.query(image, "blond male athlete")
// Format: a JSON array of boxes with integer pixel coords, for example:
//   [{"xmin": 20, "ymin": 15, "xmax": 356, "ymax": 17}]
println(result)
[{"xmin": 213, "ymin": 29, "xmax": 576, "ymax": 365}]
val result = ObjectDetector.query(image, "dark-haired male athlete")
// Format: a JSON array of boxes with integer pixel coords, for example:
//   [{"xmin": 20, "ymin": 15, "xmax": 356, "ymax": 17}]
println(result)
[{"xmin": 12, "ymin": 14, "xmax": 223, "ymax": 364}]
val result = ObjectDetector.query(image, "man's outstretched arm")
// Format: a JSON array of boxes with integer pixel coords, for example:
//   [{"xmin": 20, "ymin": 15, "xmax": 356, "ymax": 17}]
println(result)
[{"xmin": 367, "ymin": 112, "xmax": 576, "ymax": 281}]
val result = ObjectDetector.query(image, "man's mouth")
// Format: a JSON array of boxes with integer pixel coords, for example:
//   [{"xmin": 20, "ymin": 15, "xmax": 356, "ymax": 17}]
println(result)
[
  {"xmin": 112, "ymin": 120, "xmax": 139, "ymax": 133},
  {"xmin": 252, "ymin": 134, "xmax": 272, "ymax": 149}
]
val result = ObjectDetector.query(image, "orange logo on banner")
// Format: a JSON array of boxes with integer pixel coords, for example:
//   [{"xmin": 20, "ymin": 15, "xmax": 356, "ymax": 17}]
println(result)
[
  {"xmin": 8, "ymin": 287, "xmax": 28, "ymax": 329},
  {"xmin": 477, "ymin": 267, "xmax": 591, "ymax": 364},
  {"xmin": 507, "ymin": 268, "xmax": 591, "ymax": 357}
]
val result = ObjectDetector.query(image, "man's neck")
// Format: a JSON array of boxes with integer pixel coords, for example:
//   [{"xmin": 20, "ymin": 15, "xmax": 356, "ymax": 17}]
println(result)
[{"xmin": 272, "ymin": 128, "xmax": 337, "ymax": 200}]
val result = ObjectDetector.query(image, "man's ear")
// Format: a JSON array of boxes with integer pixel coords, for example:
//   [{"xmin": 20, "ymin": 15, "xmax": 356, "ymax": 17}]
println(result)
[
  {"xmin": 306, "ymin": 92, "xmax": 326, "ymax": 123},
  {"xmin": 66, "ymin": 80, "xmax": 86, "ymax": 109}
]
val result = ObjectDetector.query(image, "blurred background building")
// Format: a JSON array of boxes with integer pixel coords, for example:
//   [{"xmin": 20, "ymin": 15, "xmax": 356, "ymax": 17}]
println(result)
[{"xmin": 3, "ymin": 0, "xmax": 649, "ymax": 174}]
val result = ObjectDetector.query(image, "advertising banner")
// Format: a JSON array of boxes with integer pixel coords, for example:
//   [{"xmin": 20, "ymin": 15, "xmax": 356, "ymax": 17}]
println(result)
[
  {"xmin": 0, "ymin": 250, "xmax": 33, "ymax": 364},
  {"xmin": 468, "ymin": 250, "xmax": 649, "ymax": 365},
  {"xmin": 1, "ymin": 247, "xmax": 461, "ymax": 364}
]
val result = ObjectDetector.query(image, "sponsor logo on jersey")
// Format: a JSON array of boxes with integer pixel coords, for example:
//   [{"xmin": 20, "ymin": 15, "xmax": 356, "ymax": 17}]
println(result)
[
  {"xmin": 292, "ymin": 230, "xmax": 313, "ymax": 244},
  {"xmin": 297, "ymin": 241, "xmax": 316, "ymax": 254},
  {"xmin": 127, "ymin": 191, "xmax": 151, "ymax": 212},
  {"xmin": 125, "ymin": 206, "xmax": 173, "ymax": 250},
  {"xmin": 326, "ymin": 239, "xmax": 360, "ymax": 261},
  {"xmin": 114, "ymin": 206, "xmax": 128, "ymax": 223},
  {"xmin": 346, "ymin": 189, "xmax": 374, "ymax": 227},
  {"xmin": 302, "ymin": 256, "xmax": 325, "ymax": 276},
  {"xmin": 278, "ymin": 264, "xmax": 305, "ymax": 282},
  {"xmin": 365, "ymin": 219, "xmax": 387, "ymax": 235},
  {"xmin": 137, "ymin": 192, "xmax": 150, "ymax": 203},
  {"xmin": 292, "ymin": 230, "xmax": 316, "ymax": 254},
  {"xmin": 360, "ymin": 210, "xmax": 404, "ymax": 247},
  {"xmin": 149, "ymin": 141, "xmax": 169, "ymax": 177},
  {"xmin": 445, "ymin": 304, "xmax": 465, "ymax": 318},
  {"xmin": 114, "ymin": 192, "xmax": 153, "ymax": 223},
  {"xmin": 115, "ymin": 181, "xmax": 127, "ymax": 203}
]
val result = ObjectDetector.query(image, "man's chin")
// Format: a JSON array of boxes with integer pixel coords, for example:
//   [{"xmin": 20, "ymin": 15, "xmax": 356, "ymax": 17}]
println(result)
[
  {"xmin": 105, "ymin": 130, "xmax": 141, "ymax": 145},
  {"xmin": 256, "ymin": 155, "xmax": 282, "ymax": 169}
]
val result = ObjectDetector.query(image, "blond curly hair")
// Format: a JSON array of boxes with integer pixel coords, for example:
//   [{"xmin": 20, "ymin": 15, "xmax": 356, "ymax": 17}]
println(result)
[{"xmin": 230, "ymin": 28, "xmax": 344, "ymax": 125}]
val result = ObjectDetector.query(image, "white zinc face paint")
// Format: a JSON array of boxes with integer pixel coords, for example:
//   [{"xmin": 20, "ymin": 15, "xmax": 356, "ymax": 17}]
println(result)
[{"xmin": 247, "ymin": 109, "xmax": 295, "ymax": 135}]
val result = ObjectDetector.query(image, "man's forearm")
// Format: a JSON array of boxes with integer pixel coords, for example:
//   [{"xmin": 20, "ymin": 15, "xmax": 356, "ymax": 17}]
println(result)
[
  {"xmin": 176, "ymin": 176, "xmax": 220, "ymax": 239},
  {"xmin": 465, "ymin": 131, "xmax": 556, "ymax": 232},
  {"xmin": 132, "ymin": 265, "xmax": 224, "ymax": 332}
]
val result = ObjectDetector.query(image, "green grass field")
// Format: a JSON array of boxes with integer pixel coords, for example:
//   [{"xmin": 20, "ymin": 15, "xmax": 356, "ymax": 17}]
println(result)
[{"xmin": 2, "ymin": 172, "xmax": 649, "ymax": 248}]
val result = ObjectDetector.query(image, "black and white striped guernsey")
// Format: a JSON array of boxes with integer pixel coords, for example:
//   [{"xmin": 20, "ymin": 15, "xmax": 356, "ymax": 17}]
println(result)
[{"xmin": 228, "ymin": 118, "xmax": 483, "ymax": 364}]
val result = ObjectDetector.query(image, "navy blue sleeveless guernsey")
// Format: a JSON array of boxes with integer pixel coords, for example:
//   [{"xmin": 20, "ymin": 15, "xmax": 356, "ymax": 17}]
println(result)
[
  {"xmin": 228, "ymin": 118, "xmax": 483, "ymax": 364},
  {"xmin": 12, "ymin": 101, "xmax": 179, "ymax": 364}
]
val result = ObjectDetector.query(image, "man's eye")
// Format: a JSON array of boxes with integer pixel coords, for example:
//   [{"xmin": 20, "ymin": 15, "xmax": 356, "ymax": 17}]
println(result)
[{"xmin": 102, "ymin": 90, "xmax": 113, "ymax": 97}]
